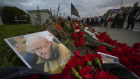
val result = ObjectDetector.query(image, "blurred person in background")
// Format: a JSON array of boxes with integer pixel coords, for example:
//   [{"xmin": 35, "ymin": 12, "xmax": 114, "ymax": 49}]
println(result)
[
  {"xmin": 98, "ymin": 16, "xmax": 101, "ymax": 26},
  {"xmin": 118, "ymin": 9, "xmax": 123, "ymax": 29},
  {"xmin": 103, "ymin": 14, "xmax": 108, "ymax": 27},
  {"xmin": 100, "ymin": 16, "xmax": 104, "ymax": 26},
  {"xmin": 90, "ymin": 17, "xmax": 95, "ymax": 27},
  {"xmin": 86, "ymin": 17, "xmax": 90, "ymax": 25},
  {"xmin": 125, "ymin": 2, "xmax": 140, "ymax": 30},
  {"xmin": 108, "ymin": 12, "xmax": 115, "ymax": 28},
  {"xmin": 112, "ymin": 11, "xmax": 119, "ymax": 28},
  {"xmin": 121, "ymin": 7, "xmax": 128, "ymax": 28}
]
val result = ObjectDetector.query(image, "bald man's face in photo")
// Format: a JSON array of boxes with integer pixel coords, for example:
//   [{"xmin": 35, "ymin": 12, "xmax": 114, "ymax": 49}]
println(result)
[{"xmin": 27, "ymin": 37, "xmax": 51, "ymax": 59}]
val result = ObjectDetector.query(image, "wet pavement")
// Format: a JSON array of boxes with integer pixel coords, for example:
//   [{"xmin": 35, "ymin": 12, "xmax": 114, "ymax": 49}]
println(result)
[{"xmin": 94, "ymin": 22, "xmax": 140, "ymax": 46}]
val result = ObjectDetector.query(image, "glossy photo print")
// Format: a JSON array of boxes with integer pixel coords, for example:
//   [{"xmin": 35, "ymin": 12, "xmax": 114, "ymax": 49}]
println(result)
[{"xmin": 5, "ymin": 31, "xmax": 72, "ymax": 74}]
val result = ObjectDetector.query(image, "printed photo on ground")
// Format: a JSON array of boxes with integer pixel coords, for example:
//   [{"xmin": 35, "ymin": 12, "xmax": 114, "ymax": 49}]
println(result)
[{"xmin": 5, "ymin": 31, "xmax": 72, "ymax": 74}]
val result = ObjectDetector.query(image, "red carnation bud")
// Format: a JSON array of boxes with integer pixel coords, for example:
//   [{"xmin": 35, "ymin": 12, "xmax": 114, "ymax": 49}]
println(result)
[{"xmin": 87, "ymin": 49, "xmax": 90, "ymax": 53}]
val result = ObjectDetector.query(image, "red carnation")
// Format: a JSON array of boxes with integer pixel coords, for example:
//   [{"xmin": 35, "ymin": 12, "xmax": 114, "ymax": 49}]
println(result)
[
  {"xmin": 79, "ymin": 66, "xmax": 94, "ymax": 79},
  {"xmin": 72, "ymin": 33, "xmax": 79, "ymax": 39},
  {"xmin": 133, "ymin": 43, "xmax": 140, "ymax": 49},
  {"xmin": 87, "ymin": 49, "xmax": 90, "ymax": 53},
  {"xmin": 75, "ymin": 50, "xmax": 81, "ymax": 57},
  {"xmin": 112, "ymin": 40, "xmax": 117, "ymax": 45},
  {"xmin": 82, "ymin": 74, "xmax": 93, "ymax": 79},
  {"xmin": 91, "ymin": 53, "xmax": 103, "ymax": 64},
  {"xmin": 95, "ymin": 46, "xmax": 107, "ymax": 52},
  {"xmin": 95, "ymin": 70, "xmax": 119, "ymax": 79},
  {"xmin": 79, "ymin": 37, "xmax": 85, "ymax": 46},
  {"xmin": 75, "ymin": 25, "xmax": 80, "ymax": 30},
  {"xmin": 80, "ymin": 54, "xmax": 90, "ymax": 63},
  {"xmin": 70, "ymin": 23, "xmax": 73, "ymax": 28},
  {"xmin": 74, "ymin": 39, "xmax": 80, "ymax": 47},
  {"xmin": 79, "ymin": 32, "xmax": 86, "ymax": 37},
  {"xmin": 102, "ymin": 32, "xmax": 107, "ymax": 35}
]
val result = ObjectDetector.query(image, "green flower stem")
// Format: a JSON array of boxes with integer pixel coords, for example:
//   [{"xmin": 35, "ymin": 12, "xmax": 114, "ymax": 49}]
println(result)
[
  {"xmin": 77, "ymin": 65, "xmax": 82, "ymax": 71},
  {"xmin": 95, "ymin": 58, "xmax": 102, "ymax": 70},
  {"xmin": 87, "ymin": 61, "xmax": 97, "ymax": 74},
  {"xmin": 71, "ymin": 68, "xmax": 83, "ymax": 79}
]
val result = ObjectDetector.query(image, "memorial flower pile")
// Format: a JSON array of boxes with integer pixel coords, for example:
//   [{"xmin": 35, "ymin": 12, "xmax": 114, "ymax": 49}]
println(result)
[
  {"xmin": 95, "ymin": 32, "xmax": 140, "ymax": 77},
  {"xmin": 51, "ymin": 18, "xmax": 140, "ymax": 78},
  {"xmin": 50, "ymin": 50, "xmax": 119, "ymax": 79}
]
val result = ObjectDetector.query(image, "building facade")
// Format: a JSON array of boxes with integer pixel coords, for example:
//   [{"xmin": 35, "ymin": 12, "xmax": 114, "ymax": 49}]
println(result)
[{"xmin": 27, "ymin": 9, "xmax": 51, "ymax": 25}]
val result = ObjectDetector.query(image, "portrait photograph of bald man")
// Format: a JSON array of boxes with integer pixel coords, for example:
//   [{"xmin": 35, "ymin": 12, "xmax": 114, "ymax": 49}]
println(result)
[{"xmin": 5, "ymin": 31, "xmax": 72, "ymax": 74}]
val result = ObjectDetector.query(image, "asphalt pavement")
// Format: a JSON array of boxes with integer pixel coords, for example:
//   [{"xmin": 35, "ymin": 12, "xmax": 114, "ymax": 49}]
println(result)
[{"xmin": 94, "ymin": 22, "xmax": 140, "ymax": 46}]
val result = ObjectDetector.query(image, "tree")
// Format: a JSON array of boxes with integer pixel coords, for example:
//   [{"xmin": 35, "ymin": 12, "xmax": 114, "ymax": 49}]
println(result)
[
  {"xmin": 35, "ymin": 6, "xmax": 41, "ymax": 26},
  {"xmin": 1, "ymin": 6, "xmax": 28, "ymax": 24}
]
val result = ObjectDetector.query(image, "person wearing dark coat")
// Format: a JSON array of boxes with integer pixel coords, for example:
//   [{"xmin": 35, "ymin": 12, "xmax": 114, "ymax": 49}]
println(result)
[
  {"xmin": 90, "ymin": 17, "xmax": 95, "ymax": 26},
  {"xmin": 125, "ymin": 2, "xmax": 140, "ymax": 30},
  {"xmin": 86, "ymin": 18, "xmax": 90, "ymax": 25},
  {"xmin": 112, "ymin": 11, "xmax": 120, "ymax": 28}
]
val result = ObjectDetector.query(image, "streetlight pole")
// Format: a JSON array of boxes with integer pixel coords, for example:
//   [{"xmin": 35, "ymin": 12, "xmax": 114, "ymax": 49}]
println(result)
[{"xmin": 120, "ymin": 0, "xmax": 124, "ymax": 8}]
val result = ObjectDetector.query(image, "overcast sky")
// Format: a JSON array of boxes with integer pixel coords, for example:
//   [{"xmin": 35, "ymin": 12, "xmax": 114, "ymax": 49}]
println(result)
[{"xmin": 0, "ymin": 0, "xmax": 140, "ymax": 18}]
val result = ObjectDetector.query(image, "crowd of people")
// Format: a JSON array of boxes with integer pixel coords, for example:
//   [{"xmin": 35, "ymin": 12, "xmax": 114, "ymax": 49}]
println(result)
[
  {"xmin": 79, "ymin": 2, "xmax": 140, "ymax": 30},
  {"xmin": 80, "ymin": 16, "xmax": 104, "ymax": 27}
]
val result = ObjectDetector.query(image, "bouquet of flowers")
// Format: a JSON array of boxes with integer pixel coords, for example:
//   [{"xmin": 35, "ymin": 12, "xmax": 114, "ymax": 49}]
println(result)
[{"xmin": 50, "ymin": 50, "xmax": 118, "ymax": 79}]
